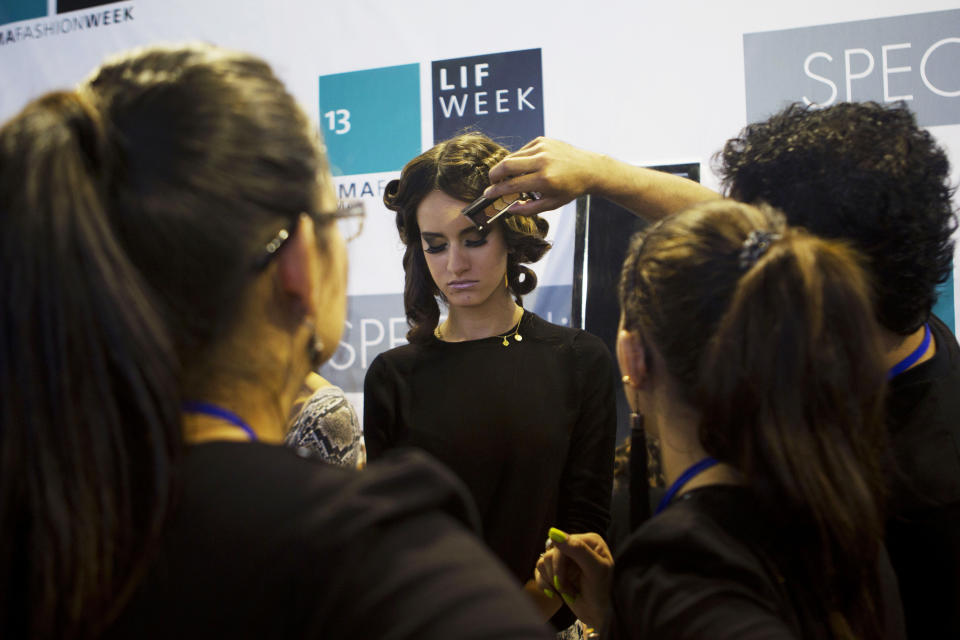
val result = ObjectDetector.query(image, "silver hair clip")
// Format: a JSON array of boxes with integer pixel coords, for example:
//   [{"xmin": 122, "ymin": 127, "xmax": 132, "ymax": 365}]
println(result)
[{"xmin": 739, "ymin": 229, "xmax": 780, "ymax": 270}]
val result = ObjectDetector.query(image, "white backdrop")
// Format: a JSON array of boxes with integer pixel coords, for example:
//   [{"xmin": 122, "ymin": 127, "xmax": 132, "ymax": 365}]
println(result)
[{"xmin": 3, "ymin": 0, "xmax": 958, "ymax": 419}]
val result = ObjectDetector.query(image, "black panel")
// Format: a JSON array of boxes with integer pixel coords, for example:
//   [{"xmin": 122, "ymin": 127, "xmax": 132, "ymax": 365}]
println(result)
[
  {"xmin": 57, "ymin": 0, "xmax": 117, "ymax": 14},
  {"xmin": 574, "ymin": 163, "xmax": 701, "ymax": 444}
]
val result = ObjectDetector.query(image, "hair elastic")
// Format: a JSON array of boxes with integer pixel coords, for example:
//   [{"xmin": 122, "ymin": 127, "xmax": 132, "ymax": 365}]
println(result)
[{"xmin": 739, "ymin": 229, "xmax": 781, "ymax": 270}]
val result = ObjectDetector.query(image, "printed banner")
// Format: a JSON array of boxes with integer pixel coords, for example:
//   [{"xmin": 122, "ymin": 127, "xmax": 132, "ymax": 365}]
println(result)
[
  {"xmin": 743, "ymin": 8, "xmax": 959, "ymax": 332},
  {"xmin": 744, "ymin": 9, "xmax": 960, "ymax": 126},
  {"xmin": 432, "ymin": 48, "xmax": 544, "ymax": 149}
]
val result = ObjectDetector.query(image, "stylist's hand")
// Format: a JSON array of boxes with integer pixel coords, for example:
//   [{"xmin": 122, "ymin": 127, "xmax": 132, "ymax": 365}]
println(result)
[
  {"xmin": 485, "ymin": 137, "xmax": 608, "ymax": 216},
  {"xmin": 535, "ymin": 528, "xmax": 613, "ymax": 629}
]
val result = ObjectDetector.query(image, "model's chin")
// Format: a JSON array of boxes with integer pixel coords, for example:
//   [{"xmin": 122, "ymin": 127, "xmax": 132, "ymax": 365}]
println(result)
[
  {"xmin": 443, "ymin": 288, "xmax": 485, "ymax": 305},
  {"xmin": 445, "ymin": 293, "xmax": 477, "ymax": 304}
]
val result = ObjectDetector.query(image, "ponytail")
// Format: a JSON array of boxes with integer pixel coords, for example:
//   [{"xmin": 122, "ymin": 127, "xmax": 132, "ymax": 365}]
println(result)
[
  {"xmin": 699, "ymin": 228, "xmax": 888, "ymax": 636},
  {"xmin": 0, "ymin": 91, "xmax": 181, "ymax": 637},
  {"xmin": 620, "ymin": 200, "xmax": 889, "ymax": 638}
]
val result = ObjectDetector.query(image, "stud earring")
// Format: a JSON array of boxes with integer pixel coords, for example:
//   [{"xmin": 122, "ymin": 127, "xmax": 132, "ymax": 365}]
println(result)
[{"xmin": 622, "ymin": 374, "xmax": 637, "ymax": 387}]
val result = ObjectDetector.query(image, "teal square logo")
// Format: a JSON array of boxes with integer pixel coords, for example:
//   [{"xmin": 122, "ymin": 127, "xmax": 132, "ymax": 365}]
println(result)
[
  {"xmin": 1, "ymin": 0, "xmax": 46, "ymax": 25},
  {"xmin": 319, "ymin": 63, "xmax": 421, "ymax": 176}
]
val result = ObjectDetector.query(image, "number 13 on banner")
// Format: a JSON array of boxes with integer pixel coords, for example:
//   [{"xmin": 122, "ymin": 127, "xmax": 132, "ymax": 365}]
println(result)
[
  {"xmin": 318, "ymin": 63, "xmax": 420, "ymax": 176},
  {"xmin": 323, "ymin": 109, "xmax": 351, "ymax": 135}
]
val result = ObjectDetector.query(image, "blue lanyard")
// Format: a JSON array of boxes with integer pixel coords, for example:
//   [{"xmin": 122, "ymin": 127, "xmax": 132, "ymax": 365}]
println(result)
[
  {"xmin": 655, "ymin": 456, "xmax": 719, "ymax": 515},
  {"xmin": 888, "ymin": 322, "xmax": 931, "ymax": 380},
  {"xmin": 182, "ymin": 401, "xmax": 258, "ymax": 442}
]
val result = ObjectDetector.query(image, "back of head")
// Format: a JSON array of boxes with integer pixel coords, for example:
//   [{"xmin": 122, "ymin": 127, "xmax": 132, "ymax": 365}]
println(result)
[
  {"xmin": 0, "ymin": 43, "xmax": 326, "ymax": 637},
  {"xmin": 619, "ymin": 200, "xmax": 889, "ymax": 637},
  {"xmin": 383, "ymin": 132, "xmax": 550, "ymax": 342},
  {"xmin": 88, "ymin": 44, "xmax": 326, "ymax": 365},
  {"xmin": 717, "ymin": 101, "xmax": 956, "ymax": 335}
]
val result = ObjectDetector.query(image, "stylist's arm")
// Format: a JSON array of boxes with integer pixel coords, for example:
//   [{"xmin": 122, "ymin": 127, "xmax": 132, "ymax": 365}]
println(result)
[{"xmin": 485, "ymin": 136, "xmax": 720, "ymax": 219}]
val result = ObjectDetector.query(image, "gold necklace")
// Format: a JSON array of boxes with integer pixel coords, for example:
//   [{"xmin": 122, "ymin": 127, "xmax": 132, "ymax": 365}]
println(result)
[{"xmin": 434, "ymin": 309, "xmax": 525, "ymax": 346}]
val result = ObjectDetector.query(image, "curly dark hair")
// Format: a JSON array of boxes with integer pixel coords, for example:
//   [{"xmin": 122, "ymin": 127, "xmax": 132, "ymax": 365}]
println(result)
[
  {"xmin": 383, "ymin": 132, "xmax": 550, "ymax": 343},
  {"xmin": 716, "ymin": 101, "xmax": 957, "ymax": 335}
]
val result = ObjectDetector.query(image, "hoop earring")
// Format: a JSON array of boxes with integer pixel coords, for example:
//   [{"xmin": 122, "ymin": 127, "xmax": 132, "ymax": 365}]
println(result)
[{"xmin": 504, "ymin": 272, "xmax": 509, "ymax": 289}]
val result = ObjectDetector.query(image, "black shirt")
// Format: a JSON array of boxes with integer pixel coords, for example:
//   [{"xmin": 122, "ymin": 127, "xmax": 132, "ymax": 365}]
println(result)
[
  {"xmin": 105, "ymin": 442, "xmax": 551, "ymax": 639},
  {"xmin": 885, "ymin": 313, "xmax": 960, "ymax": 637},
  {"xmin": 364, "ymin": 312, "xmax": 617, "ymax": 585},
  {"xmin": 604, "ymin": 485, "xmax": 906, "ymax": 640}
]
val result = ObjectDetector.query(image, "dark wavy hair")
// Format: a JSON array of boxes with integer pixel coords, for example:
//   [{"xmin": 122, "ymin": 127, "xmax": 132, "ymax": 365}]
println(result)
[
  {"xmin": 620, "ymin": 200, "xmax": 890, "ymax": 638},
  {"xmin": 716, "ymin": 101, "xmax": 957, "ymax": 335},
  {"xmin": 0, "ymin": 44, "xmax": 326, "ymax": 637},
  {"xmin": 383, "ymin": 132, "xmax": 550, "ymax": 343}
]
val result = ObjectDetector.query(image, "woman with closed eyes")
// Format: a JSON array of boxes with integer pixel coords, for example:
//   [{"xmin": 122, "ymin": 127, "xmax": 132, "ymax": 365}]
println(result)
[{"xmin": 365, "ymin": 133, "xmax": 617, "ymax": 634}]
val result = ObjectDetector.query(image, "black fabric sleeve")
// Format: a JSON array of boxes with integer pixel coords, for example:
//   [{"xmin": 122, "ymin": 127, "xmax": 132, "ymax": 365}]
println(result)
[
  {"xmin": 363, "ymin": 353, "xmax": 398, "ymax": 460},
  {"xmin": 290, "ymin": 449, "xmax": 551, "ymax": 640},
  {"xmin": 318, "ymin": 511, "xmax": 552, "ymax": 640},
  {"xmin": 556, "ymin": 332, "xmax": 617, "ymax": 536}
]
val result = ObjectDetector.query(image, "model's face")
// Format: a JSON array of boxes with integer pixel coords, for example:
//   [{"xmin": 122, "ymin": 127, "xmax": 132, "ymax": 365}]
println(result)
[{"xmin": 416, "ymin": 190, "xmax": 509, "ymax": 309}]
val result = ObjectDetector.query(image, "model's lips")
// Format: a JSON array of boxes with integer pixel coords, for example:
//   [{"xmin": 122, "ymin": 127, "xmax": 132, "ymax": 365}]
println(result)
[{"xmin": 448, "ymin": 280, "xmax": 478, "ymax": 290}]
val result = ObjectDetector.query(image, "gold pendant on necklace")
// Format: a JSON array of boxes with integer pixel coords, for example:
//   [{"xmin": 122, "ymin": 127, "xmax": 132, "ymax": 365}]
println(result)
[{"xmin": 435, "ymin": 311, "xmax": 524, "ymax": 346}]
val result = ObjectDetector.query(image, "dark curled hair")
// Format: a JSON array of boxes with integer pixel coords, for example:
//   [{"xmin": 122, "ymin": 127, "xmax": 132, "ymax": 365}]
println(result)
[
  {"xmin": 620, "ymin": 200, "xmax": 890, "ymax": 638},
  {"xmin": 383, "ymin": 132, "xmax": 550, "ymax": 343},
  {"xmin": 716, "ymin": 101, "xmax": 957, "ymax": 335},
  {"xmin": 0, "ymin": 44, "xmax": 326, "ymax": 637}
]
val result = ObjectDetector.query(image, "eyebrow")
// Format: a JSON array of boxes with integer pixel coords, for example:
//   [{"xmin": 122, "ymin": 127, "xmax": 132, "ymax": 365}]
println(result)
[{"xmin": 420, "ymin": 227, "xmax": 486, "ymax": 240}]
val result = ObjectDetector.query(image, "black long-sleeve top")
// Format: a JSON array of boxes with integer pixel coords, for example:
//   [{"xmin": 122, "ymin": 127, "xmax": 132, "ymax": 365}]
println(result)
[
  {"xmin": 364, "ymin": 312, "xmax": 618, "ymax": 584},
  {"xmin": 606, "ymin": 485, "xmax": 906, "ymax": 639},
  {"xmin": 885, "ymin": 313, "xmax": 960, "ymax": 637}
]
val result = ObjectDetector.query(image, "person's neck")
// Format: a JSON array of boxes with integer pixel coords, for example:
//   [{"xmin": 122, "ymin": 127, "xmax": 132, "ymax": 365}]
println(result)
[
  {"xmin": 440, "ymin": 294, "xmax": 522, "ymax": 342},
  {"xmin": 182, "ymin": 376, "xmax": 292, "ymax": 445},
  {"xmin": 883, "ymin": 323, "xmax": 935, "ymax": 373},
  {"xmin": 655, "ymin": 404, "xmax": 741, "ymax": 496}
]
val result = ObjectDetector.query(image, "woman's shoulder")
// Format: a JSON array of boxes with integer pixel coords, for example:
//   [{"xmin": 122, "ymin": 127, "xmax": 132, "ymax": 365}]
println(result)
[
  {"xmin": 523, "ymin": 315, "xmax": 613, "ymax": 382},
  {"xmin": 372, "ymin": 340, "xmax": 425, "ymax": 363},
  {"xmin": 611, "ymin": 486, "xmax": 801, "ymax": 638},
  {"xmin": 365, "ymin": 341, "xmax": 431, "ymax": 382},
  {"xmin": 285, "ymin": 386, "xmax": 363, "ymax": 467},
  {"xmin": 182, "ymin": 442, "xmax": 478, "ymax": 532},
  {"xmin": 524, "ymin": 312, "xmax": 607, "ymax": 350},
  {"xmin": 620, "ymin": 487, "xmax": 753, "ymax": 555},
  {"xmin": 108, "ymin": 443, "xmax": 509, "ymax": 637}
]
